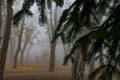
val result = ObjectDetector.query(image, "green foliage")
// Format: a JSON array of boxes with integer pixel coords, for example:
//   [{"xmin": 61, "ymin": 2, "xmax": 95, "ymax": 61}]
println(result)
[
  {"xmin": 13, "ymin": 0, "xmax": 120, "ymax": 79},
  {"xmin": 35, "ymin": 0, "xmax": 47, "ymax": 25},
  {"xmin": 54, "ymin": 0, "xmax": 64, "ymax": 7},
  {"xmin": 53, "ymin": 0, "xmax": 99, "ymax": 43},
  {"xmin": 89, "ymin": 64, "xmax": 120, "ymax": 80},
  {"xmin": 88, "ymin": 65, "xmax": 107, "ymax": 80},
  {"xmin": 13, "ymin": 0, "xmax": 64, "ymax": 25},
  {"xmin": 53, "ymin": 0, "xmax": 120, "ymax": 80},
  {"xmin": 13, "ymin": 0, "xmax": 34, "ymax": 25}
]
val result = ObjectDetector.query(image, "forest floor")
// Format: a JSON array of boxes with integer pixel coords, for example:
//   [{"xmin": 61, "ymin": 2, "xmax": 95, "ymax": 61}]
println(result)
[
  {"xmin": 4, "ymin": 64, "xmax": 71, "ymax": 73},
  {"xmin": 4, "ymin": 72, "xmax": 71, "ymax": 80},
  {"xmin": 3, "ymin": 64, "xmax": 88, "ymax": 80},
  {"xmin": 4, "ymin": 72, "xmax": 88, "ymax": 80}
]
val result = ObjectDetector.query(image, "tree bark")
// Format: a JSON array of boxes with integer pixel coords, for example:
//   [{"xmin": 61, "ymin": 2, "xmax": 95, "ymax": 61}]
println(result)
[
  {"xmin": 0, "ymin": 0, "xmax": 3, "ymax": 44},
  {"xmin": 72, "ymin": 50, "xmax": 80, "ymax": 80},
  {"xmin": 0, "ymin": 0, "xmax": 3, "ymax": 61},
  {"xmin": 20, "ymin": 30, "xmax": 30, "ymax": 64},
  {"xmin": 72, "ymin": 60, "xmax": 85, "ymax": 80},
  {"xmin": 49, "ymin": 4, "xmax": 58, "ymax": 72},
  {"xmin": 72, "ymin": 48, "xmax": 85, "ymax": 80},
  {"xmin": 9, "ymin": 38, "xmax": 15, "ymax": 63},
  {"xmin": 63, "ymin": 44, "xmax": 71, "ymax": 55},
  {"xmin": 49, "ymin": 42, "xmax": 56, "ymax": 72},
  {"xmin": 78, "ymin": 60, "xmax": 85, "ymax": 80},
  {"xmin": 89, "ymin": 57, "xmax": 95, "ymax": 74},
  {"xmin": 20, "ymin": 43, "xmax": 27, "ymax": 65},
  {"xmin": 25, "ymin": 44, "xmax": 32, "ymax": 62},
  {"xmin": 13, "ymin": 18, "xmax": 24, "ymax": 69},
  {"xmin": 0, "ymin": 0, "xmax": 13, "ymax": 80}
]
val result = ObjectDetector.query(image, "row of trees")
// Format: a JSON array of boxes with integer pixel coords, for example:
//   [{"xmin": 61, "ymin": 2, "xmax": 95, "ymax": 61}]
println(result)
[
  {"xmin": 1, "ymin": 0, "xmax": 120, "ymax": 80},
  {"xmin": 13, "ymin": 0, "xmax": 69, "ymax": 72},
  {"xmin": 0, "ymin": 0, "xmax": 68, "ymax": 80}
]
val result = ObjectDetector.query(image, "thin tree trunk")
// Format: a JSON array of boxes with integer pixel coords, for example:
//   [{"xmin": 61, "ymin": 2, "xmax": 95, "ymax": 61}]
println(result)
[
  {"xmin": 72, "ymin": 59, "xmax": 79, "ymax": 80},
  {"xmin": 20, "ymin": 44, "xmax": 27, "ymax": 65},
  {"xmin": 72, "ymin": 59, "xmax": 85, "ymax": 80},
  {"xmin": 13, "ymin": 18, "xmax": 24, "ymax": 69},
  {"xmin": 0, "ymin": 0, "xmax": 3, "ymax": 44},
  {"xmin": 49, "ymin": 42, "xmax": 56, "ymax": 72},
  {"xmin": 78, "ymin": 60, "xmax": 85, "ymax": 80},
  {"xmin": 63, "ymin": 44, "xmax": 71, "ymax": 55},
  {"xmin": 25, "ymin": 44, "xmax": 32, "ymax": 62},
  {"xmin": 0, "ymin": 0, "xmax": 3, "ymax": 61},
  {"xmin": 0, "ymin": 1, "xmax": 13, "ymax": 80},
  {"xmin": 9, "ymin": 38, "xmax": 15, "ymax": 63},
  {"xmin": 25, "ymin": 33, "xmax": 36, "ymax": 63},
  {"xmin": 49, "ymin": 3, "xmax": 57, "ymax": 72},
  {"xmin": 20, "ymin": 26, "xmax": 32, "ymax": 65},
  {"xmin": 89, "ymin": 57, "xmax": 95, "ymax": 74},
  {"xmin": 13, "ymin": 49, "xmax": 20, "ymax": 69},
  {"xmin": 20, "ymin": 36, "xmax": 29, "ymax": 64},
  {"xmin": 49, "ymin": 3, "xmax": 59, "ymax": 72},
  {"xmin": 63, "ymin": 44, "xmax": 67, "ymax": 55},
  {"xmin": 72, "ymin": 48, "xmax": 85, "ymax": 80},
  {"xmin": 20, "ymin": 51, "xmax": 24, "ymax": 64},
  {"xmin": 72, "ymin": 50, "xmax": 80, "ymax": 80}
]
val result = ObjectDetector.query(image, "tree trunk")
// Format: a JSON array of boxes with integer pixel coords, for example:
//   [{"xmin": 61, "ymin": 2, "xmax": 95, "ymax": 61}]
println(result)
[
  {"xmin": 20, "ymin": 52, "xmax": 24, "ymax": 64},
  {"xmin": 89, "ymin": 58, "xmax": 95, "ymax": 74},
  {"xmin": 25, "ymin": 44, "xmax": 32, "ymax": 62},
  {"xmin": 72, "ymin": 49, "xmax": 80, "ymax": 80},
  {"xmin": 9, "ymin": 38, "xmax": 15, "ymax": 63},
  {"xmin": 63, "ymin": 44, "xmax": 71, "ymax": 55},
  {"xmin": 0, "ymin": 0, "xmax": 3, "ymax": 61},
  {"xmin": 13, "ymin": 18, "xmax": 24, "ymax": 69},
  {"xmin": 20, "ymin": 45, "xmax": 26, "ymax": 65},
  {"xmin": 20, "ymin": 38, "xmax": 28, "ymax": 65},
  {"xmin": 20, "ymin": 26, "xmax": 32, "ymax": 65},
  {"xmin": 0, "ymin": 1, "xmax": 13, "ymax": 80},
  {"xmin": 49, "ymin": 3, "xmax": 58, "ymax": 72},
  {"xmin": 13, "ymin": 49, "xmax": 20, "ymax": 69},
  {"xmin": 49, "ymin": 42, "xmax": 56, "ymax": 72},
  {"xmin": 0, "ymin": 0, "xmax": 3, "ymax": 44},
  {"xmin": 78, "ymin": 60, "xmax": 85, "ymax": 80},
  {"xmin": 72, "ymin": 48, "xmax": 85, "ymax": 80},
  {"xmin": 72, "ymin": 60, "xmax": 85, "ymax": 80}
]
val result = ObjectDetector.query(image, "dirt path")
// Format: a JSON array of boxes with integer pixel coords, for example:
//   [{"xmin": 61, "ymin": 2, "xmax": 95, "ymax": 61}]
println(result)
[{"xmin": 4, "ymin": 72, "xmax": 71, "ymax": 80}]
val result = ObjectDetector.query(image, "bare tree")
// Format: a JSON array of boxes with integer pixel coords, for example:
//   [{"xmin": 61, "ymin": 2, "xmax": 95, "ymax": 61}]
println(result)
[
  {"xmin": 20, "ymin": 25, "xmax": 35, "ymax": 64},
  {"xmin": 13, "ymin": 18, "xmax": 24, "ymax": 69},
  {"xmin": 25, "ymin": 32, "xmax": 38, "ymax": 63},
  {"xmin": 0, "ymin": 0, "xmax": 13, "ymax": 80}
]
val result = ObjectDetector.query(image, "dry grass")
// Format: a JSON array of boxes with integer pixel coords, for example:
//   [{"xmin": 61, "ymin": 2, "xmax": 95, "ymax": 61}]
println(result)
[
  {"xmin": 4, "ymin": 64, "xmax": 89, "ymax": 80},
  {"xmin": 5, "ymin": 64, "xmax": 71, "ymax": 73},
  {"xmin": 5, "ymin": 65, "xmax": 48, "ymax": 73},
  {"xmin": 4, "ymin": 73, "xmax": 71, "ymax": 80}
]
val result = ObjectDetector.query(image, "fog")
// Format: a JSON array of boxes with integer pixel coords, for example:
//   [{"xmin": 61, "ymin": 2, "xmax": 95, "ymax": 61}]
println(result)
[{"xmin": 6, "ymin": 0, "xmax": 75, "ymax": 65}]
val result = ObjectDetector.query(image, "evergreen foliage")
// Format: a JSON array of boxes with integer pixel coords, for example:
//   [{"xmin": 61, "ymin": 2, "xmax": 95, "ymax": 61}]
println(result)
[
  {"xmin": 13, "ymin": 0, "xmax": 120, "ymax": 80},
  {"xmin": 13, "ymin": 0, "xmax": 64, "ymax": 25},
  {"xmin": 53, "ymin": 0, "xmax": 120, "ymax": 80}
]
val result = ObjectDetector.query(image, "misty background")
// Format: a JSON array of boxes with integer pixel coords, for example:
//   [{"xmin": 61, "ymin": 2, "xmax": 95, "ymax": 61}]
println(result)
[{"xmin": 6, "ymin": 0, "xmax": 74, "ymax": 65}]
